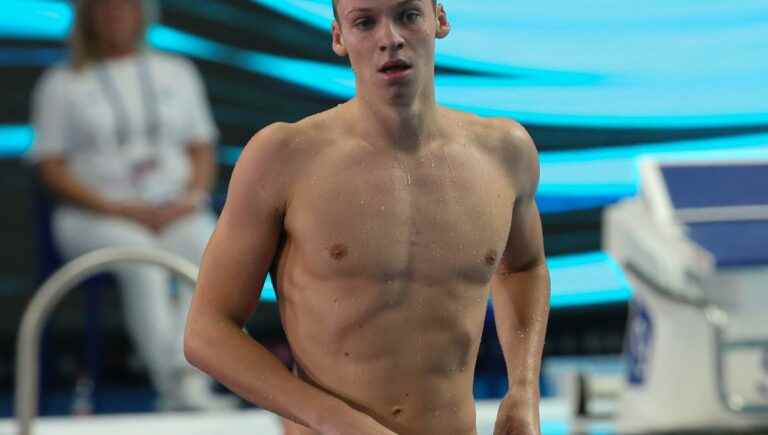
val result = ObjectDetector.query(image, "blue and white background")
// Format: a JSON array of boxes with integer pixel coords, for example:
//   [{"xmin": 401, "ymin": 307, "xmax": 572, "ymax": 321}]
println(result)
[
  {"xmin": 0, "ymin": 0, "xmax": 766, "ymax": 413},
  {"xmin": 5, "ymin": 0, "xmax": 765, "ymax": 306}
]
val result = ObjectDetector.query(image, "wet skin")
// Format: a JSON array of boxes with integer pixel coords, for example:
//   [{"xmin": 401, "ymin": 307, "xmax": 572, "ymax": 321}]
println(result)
[
  {"xmin": 273, "ymin": 105, "xmax": 524, "ymax": 435},
  {"xmin": 187, "ymin": 0, "xmax": 547, "ymax": 432}
]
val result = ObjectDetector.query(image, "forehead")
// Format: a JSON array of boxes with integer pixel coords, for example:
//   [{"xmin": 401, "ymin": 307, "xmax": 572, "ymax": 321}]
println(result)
[
  {"xmin": 337, "ymin": 0, "xmax": 429, "ymax": 14},
  {"xmin": 93, "ymin": 0, "xmax": 142, "ymax": 9}
]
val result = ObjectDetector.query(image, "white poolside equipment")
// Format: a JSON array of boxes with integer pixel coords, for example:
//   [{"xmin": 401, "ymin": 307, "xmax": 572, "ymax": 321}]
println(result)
[{"xmin": 602, "ymin": 158, "xmax": 768, "ymax": 433}]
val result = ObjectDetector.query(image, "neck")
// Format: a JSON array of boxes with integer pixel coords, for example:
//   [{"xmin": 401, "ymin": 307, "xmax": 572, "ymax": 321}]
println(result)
[
  {"xmin": 351, "ymin": 84, "xmax": 440, "ymax": 152},
  {"xmin": 99, "ymin": 42, "xmax": 138, "ymax": 60}
]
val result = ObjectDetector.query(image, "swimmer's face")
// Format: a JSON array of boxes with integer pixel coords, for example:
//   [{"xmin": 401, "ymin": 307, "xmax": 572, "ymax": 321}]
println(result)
[
  {"xmin": 332, "ymin": 0, "xmax": 450, "ymax": 101},
  {"xmin": 91, "ymin": 0, "xmax": 143, "ymax": 53}
]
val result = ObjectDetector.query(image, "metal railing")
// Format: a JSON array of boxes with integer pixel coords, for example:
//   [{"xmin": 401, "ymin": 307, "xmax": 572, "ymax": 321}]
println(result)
[{"xmin": 15, "ymin": 247, "xmax": 199, "ymax": 435}]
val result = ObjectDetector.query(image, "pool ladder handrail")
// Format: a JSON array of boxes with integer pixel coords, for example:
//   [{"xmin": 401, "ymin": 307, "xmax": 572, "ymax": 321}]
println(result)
[{"xmin": 15, "ymin": 247, "xmax": 199, "ymax": 435}]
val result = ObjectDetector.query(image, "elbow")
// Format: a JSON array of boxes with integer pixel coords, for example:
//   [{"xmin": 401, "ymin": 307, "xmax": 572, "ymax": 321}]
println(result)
[
  {"xmin": 183, "ymin": 310, "xmax": 234, "ymax": 373},
  {"xmin": 183, "ymin": 329, "xmax": 199, "ymax": 368},
  {"xmin": 183, "ymin": 319, "xmax": 207, "ymax": 370}
]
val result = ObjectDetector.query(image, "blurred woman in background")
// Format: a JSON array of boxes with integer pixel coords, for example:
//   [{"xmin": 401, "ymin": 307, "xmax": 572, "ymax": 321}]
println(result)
[{"xmin": 29, "ymin": 0, "xmax": 235, "ymax": 411}]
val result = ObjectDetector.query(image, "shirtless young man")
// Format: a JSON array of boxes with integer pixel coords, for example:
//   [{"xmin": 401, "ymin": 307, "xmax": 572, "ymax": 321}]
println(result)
[{"xmin": 184, "ymin": 0, "xmax": 551, "ymax": 434}]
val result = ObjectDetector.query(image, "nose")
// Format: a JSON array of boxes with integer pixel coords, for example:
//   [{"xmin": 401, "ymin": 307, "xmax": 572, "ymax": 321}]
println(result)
[{"xmin": 378, "ymin": 22, "xmax": 405, "ymax": 52}]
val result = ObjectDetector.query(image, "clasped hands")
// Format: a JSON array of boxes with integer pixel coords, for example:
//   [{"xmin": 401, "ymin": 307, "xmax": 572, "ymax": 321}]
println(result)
[{"xmin": 105, "ymin": 192, "xmax": 203, "ymax": 232}]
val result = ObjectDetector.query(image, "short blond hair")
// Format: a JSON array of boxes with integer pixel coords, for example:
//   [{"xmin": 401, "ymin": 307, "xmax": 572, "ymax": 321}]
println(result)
[{"xmin": 69, "ymin": 0, "xmax": 158, "ymax": 70}]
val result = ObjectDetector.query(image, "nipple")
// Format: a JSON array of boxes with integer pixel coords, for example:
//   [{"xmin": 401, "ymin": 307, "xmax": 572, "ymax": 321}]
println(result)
[
  {"xmin": 484, "ymin": 249, "xmax": 498, "ymax": 266},
  {"xmin": 329, "ymin": 243, "xmax": 348, "ymax": 260}
]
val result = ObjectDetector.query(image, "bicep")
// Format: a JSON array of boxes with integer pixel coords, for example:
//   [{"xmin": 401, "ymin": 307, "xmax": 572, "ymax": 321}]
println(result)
[
  {"xmin": 496, "ymin": 123, "xmax": 545, "ymax": 274},
  {"xmin": 497, "ymin": 195, "xmax": 546, "ymax": 275},
  {"xmin": 192, "ymin": 126, "xmax": 289, "ymax": 326}
]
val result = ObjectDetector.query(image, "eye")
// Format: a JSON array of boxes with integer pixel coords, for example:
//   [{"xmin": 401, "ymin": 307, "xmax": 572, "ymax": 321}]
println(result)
[
  {"xmin": 353, "ymin": 17, "xmax": 375, "ymax": 30},
  {"xmin": 400, "ymin": 9, "xmax": 422, "ymax": 24}
]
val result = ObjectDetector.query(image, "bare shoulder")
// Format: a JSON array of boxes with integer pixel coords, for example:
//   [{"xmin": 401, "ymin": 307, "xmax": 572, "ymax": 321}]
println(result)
[
  {"xmin": 221, "ymin": 122, "xmax": 295, "ymax": 217},
  {"xmin": 488, "ymin": 117, "xmax": 539, "ymax": 198},
  {"xmin": 442, "ymin": 109, "xmax": 534, "ymax": 155},
  {"xmin": 237, "ymin": 121, "xmax": 298, "ymax": 176},
  {"xmin": 231, "ymin": 108, "xmax": 343, "ymax": 208},
  {"xmin": 442, "ymin": 109, "xmax": 539, "ymax": 196},
  {"xmin": 239, "ymin": 107, "xmax": 339, "ymax": 173}
]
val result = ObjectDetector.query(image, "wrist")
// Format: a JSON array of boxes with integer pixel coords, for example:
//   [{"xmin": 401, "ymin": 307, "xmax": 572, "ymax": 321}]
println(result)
[
  {"xmin": 500, "ymin": 390, "xmax": 540, "ymax": 410},
  {"xmin": 311, "ymin": 398, "xmax": 363, "ymax": 434},
  {"xmin": 496, "ymin": 394, "xmax": 540, "ymax": 432},
  {"xmin": 99, "ymin": 200, "xmax": 123, "ymax": 216}
]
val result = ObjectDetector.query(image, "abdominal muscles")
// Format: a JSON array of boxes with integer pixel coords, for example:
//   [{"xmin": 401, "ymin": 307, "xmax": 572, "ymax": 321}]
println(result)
[{"xmin": 277, "ymin": 272, "xmax": 488, "ymax": 434}]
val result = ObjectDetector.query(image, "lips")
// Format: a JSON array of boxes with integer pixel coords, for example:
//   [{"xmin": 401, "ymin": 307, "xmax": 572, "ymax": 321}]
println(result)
[{"xmin": 379, "ymin": 59, "xmax": 412, "ymax": 73}]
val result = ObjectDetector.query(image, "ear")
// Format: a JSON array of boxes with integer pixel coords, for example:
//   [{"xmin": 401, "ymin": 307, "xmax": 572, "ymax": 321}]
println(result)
[
  {"xmin": 435, "ymin": 3, "xmax": 450, "ymax": 39},
  {"xmin": 331, "ymin": 21, "xmax": 348, "ymax": 57}
]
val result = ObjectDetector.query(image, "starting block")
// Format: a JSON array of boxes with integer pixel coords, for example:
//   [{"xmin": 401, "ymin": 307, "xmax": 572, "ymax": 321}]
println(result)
[{"xmin": 603, "ymin": 158, "xmax": 768, "ymax": 432}]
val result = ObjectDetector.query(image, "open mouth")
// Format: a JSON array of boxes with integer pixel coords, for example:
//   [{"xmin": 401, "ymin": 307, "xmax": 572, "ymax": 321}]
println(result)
[{"xmin": 379, "ymin": 61, "xmax": 412, "ymax": 75}]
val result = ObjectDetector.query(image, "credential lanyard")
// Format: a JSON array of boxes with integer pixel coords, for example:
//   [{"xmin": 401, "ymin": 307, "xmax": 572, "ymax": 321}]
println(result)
[{"xmin": 95, "ymin": 54, "xmax": 160, "ymax": 148}]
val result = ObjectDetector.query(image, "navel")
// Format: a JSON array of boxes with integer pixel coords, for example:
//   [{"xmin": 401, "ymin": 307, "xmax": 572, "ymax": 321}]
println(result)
[
  {"xmin": 484, "ymin": 249, "xmax": 498, "ymax": 266},
  {"xmin": 329, "ymin": 243, "xmax": 348, "ymax": 260},
  {"xmin": 392, "ymin": 406, "xmax": 404, "ymax": 418}
]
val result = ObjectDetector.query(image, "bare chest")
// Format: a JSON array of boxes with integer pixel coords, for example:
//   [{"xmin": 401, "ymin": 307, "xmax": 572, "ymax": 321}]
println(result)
[{"xmin": 284, "ymin": 144, "xmax": 516, "ymax": 286}]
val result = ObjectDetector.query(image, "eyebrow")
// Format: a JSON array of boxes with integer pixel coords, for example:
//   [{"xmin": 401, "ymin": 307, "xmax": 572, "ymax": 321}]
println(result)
[{"xmin": 345, "ymin": 0, "xmax": 422, "ymax": 17}]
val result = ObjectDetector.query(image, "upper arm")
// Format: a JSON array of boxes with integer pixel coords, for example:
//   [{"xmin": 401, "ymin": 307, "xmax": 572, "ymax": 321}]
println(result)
[
  {"xmin": 29, "ymin": 68, "xmax": 73, "ymax": 164},
  {"xmin": 174, "ymin": 56, "xmax": 218, "ymax": 146},
  {"xmin": 494, "ymin": 120, "xmax": 546, "ymax": 275},
  {"xmin": 191, "ymin": 123, "xmax": 293, "ymax": 326}
]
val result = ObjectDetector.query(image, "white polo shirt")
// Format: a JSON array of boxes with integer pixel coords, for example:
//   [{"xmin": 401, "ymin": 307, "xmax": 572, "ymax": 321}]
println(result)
[{"xmin": 29, "ymin": 50, "xmax": 218, "ymax": 205}]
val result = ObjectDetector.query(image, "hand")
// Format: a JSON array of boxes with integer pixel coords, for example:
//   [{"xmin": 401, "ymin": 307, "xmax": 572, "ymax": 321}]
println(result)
[
  {"xmin": 493, "ymin": 395, "xmax": 540, "ymax": 435},
  {"xmin": 320, "ymin": 412, "xmax": 399, "ymax": 435},
  {"xmin": 106, "ymin": 200, "xmax": 194, "ymax": 232},
  {"xmin": 107, "ymin": 202, "xmax": 163, "ymax": 231},
  {"xmin": 150, "ymin": 189, "xmax": 209, "ymax": 231},
  {"xmin": 152, "ymin": 200, "xmax": 197, "ymax": 231}
]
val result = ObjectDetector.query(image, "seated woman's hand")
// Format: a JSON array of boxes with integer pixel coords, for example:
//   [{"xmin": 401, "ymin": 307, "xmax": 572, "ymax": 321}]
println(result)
[
  {"xmin": 107, "ymin": 202, "xmax": 165, "ymax": 231},
  {"xmin": 152, "ymin": 200, "xmax": 197, "ymax": 231}
]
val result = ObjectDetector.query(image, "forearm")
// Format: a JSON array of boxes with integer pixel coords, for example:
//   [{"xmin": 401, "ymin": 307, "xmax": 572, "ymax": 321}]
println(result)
[
  {"xmin": 493, "ymin": 263, "xmax": 550, "ymax": 387},
  {"xmin": 185, "ymin": 143, "xmax": 216, "ymax": 194},
  {"xmin": 38, "ymin": 160, "xmax": 115, "ymax": 214},
  {"xmin": 491, "ymin": 263, "xmax": 550, "ymax": 434},
  {"xmin": 185, "ymin": 315, "xmax": 362, "ymax": 432}
]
